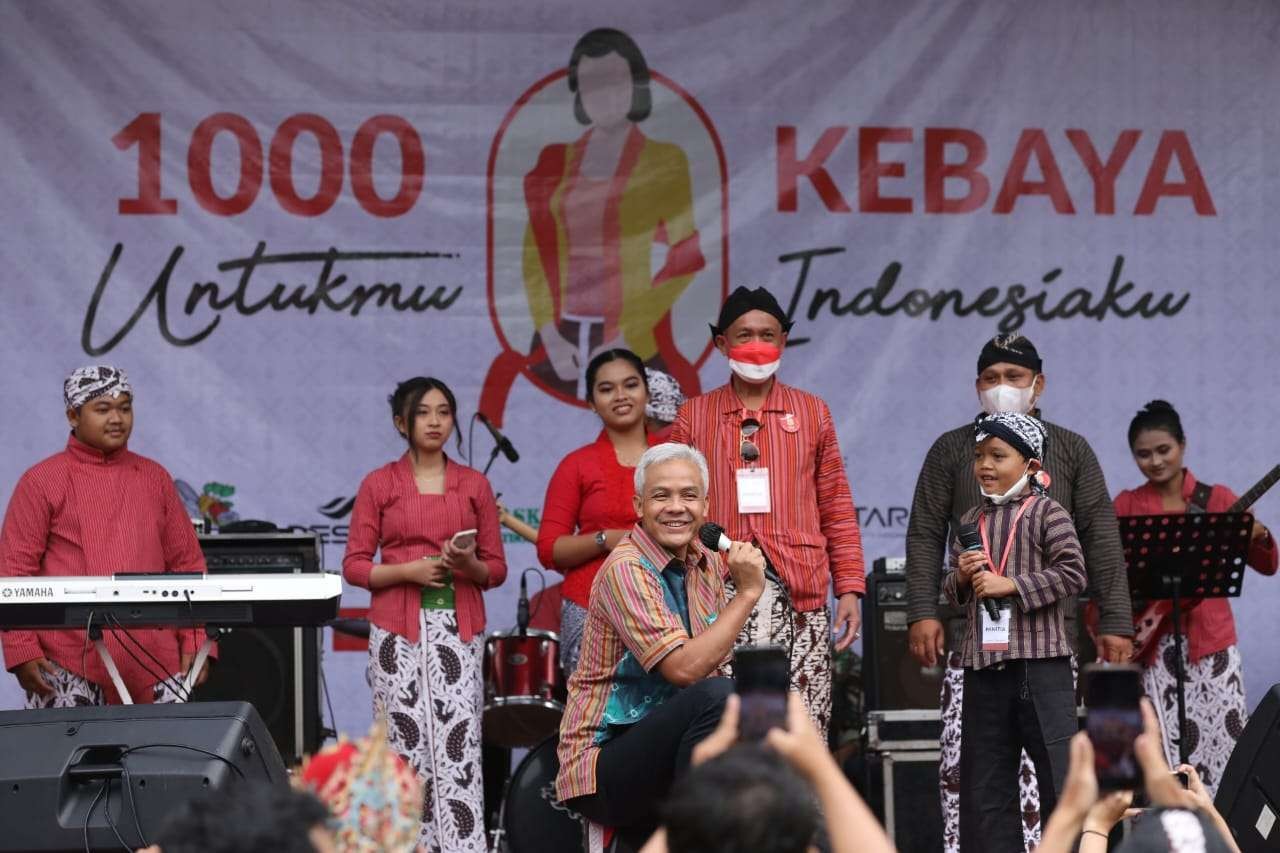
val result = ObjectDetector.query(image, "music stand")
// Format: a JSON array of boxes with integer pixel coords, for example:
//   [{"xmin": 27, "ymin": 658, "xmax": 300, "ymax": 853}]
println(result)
[{"xmin": 1121, "ymin": 512, "xmax": 1252, "ymax": 764}]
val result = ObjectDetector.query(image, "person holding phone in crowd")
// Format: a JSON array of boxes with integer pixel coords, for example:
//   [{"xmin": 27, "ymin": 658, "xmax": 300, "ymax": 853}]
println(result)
[
  {"xmin": 1113, "ymin": 400, "xmax": 1277, "ymax": 795},
  {"xmin": 942, "ymin": 412, "xmax": 1087, "ymax": 853},
  {"xmin": 537, "ymin": 349, "xmax": 657, "ymax": 676},
  {"xmin": 343, "ymin": 377, "xmax": 507, "ymax": 852}
]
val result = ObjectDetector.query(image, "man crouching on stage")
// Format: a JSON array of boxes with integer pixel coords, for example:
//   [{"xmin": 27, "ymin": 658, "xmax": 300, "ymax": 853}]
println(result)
[
  {"xmin": 0, "ymin": 365, "xmax": 212, "ymax": 707},
  {"xmin": 556, "ymin": 443, "xmax": 765, "ymax": 846}
]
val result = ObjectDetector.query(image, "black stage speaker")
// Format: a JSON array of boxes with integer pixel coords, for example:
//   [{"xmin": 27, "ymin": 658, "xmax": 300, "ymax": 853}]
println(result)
[
  {"xmin": 862, "ymin": 561, "xmax": 943, "ymax": 710},
  {"xmin": 192, "ymin": 533, "xmax": 324, "ymax": 764},
  {"xmin": 0, "ymin": 701, "xmax": 286, "ymax": 852},
  {"xmin": 1216, "ymin": 683, "xmax": 1280, "ymax": 851},
  {"xmin": 860, "ymin": 749, "xmax": 944, "ymax": 853}
]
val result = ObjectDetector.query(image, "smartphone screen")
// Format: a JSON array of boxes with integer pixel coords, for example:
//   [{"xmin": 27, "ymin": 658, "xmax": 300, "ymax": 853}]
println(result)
[
  {"xmin": 1083, "ymin": 663, "xmax": 1143, "ymax": 790},
  {"xmin": 734, "ymin": 645, "xmax": 789, "ymax": 740}
]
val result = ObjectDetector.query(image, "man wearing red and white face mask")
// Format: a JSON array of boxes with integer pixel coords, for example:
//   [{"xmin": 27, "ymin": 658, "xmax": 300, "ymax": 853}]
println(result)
[{"xmin": 670, "ymin": 286, "xmax": 865, "ymax": 737}]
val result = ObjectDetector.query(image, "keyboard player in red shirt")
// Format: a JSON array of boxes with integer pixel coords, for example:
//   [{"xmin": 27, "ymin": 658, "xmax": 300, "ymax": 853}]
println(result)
[{"xmin": 0, "ymin": 365, "xmax": 212, "ymax": 707}]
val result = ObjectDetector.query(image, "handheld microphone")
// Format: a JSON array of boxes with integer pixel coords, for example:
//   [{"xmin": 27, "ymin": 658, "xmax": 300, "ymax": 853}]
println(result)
[
  {"xmin": 698, "ymin": 522, "xmax": 786, "ymax": 590},
  {"xmin": 957, "ymin": 523, "xmax": 1000, "ymax": 623},
  {"xmin": 516, "ymin": 572, "xmax": 530, "ymax": 634},
  {"xmin": 477, "ymin": 413, "xmax": 520, "ymax": 464}
]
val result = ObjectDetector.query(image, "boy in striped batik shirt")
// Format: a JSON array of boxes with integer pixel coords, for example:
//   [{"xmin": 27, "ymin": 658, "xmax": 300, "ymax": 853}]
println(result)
[{"xmin": 942, "ymin": 412, "xmax": 1087, "ymax": 853}]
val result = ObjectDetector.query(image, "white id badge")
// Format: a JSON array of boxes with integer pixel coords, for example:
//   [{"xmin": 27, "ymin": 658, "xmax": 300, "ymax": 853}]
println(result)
[
  {"xmin": 980, "ymin": 601, "xmax": 1011, "ymax": 651},
  {"xmin": 736, "ymin": 468, "xmax": 772, "ymax": 514}
]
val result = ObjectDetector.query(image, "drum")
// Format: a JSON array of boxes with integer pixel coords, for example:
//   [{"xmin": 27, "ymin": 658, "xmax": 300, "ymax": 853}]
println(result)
[
  {"xmin": 498, "ymin": 735, "xmax": 583, "ymax": 853},
  {"xmin": 483, "ymin": 628, "xmax": 565, "ymax": 748}
]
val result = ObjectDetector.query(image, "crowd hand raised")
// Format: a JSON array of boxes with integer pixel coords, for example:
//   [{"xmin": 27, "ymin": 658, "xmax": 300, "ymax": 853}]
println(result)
[
  {"xmin": 764, "ymin": 691, "xmax": 834, "ymax": 783},
  {"xmin": 726, "ymin": 541, "xmax": 766, "ymax": 598},
  {"xmin": 908, "ymin": 618, "xmax": 946, "ymax": 668},
  {"xmin": 14, "ymin": 658, "xmax": 57, "ymax": 697},
  {"xmin": 692, "ymin": 693, "xmax": 740, "ymax": 767},
  {"xmin": 403, "ymin": 556, "xmax": 449, "ymax": 589},
  {"xmin": 1035, "ymin": 732, "xmax": 1100, "ymax": 853},
  {"xmin": 1136, "ymin": 698, "xmax": 1198, "ymax": 811},
  {"xmin": 1084, "ymin": 789, "xmax": 1134, "ymax": 837}
]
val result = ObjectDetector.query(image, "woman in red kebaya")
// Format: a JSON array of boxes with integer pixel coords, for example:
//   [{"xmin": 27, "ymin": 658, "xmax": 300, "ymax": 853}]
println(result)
[
  {"xmin": 1115, "ymin": 399, "xmax": 1276, "ymax": 797},
  {"xmin": 343, "ymin": 377, "xmax": 507, "ymax": 852},
  {"xmin": 537, "ymin": 349, "xmax": 656, "ymax": 675}
]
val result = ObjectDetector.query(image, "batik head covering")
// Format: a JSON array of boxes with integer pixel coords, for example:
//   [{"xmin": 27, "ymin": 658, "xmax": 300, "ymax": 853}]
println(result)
[
  {"xmin": 976, "ymin": 332, "xmax": 1042, "ymax": 375},
  {"xmin": 644, "ymin": 368, "xmax": 685, "ymax": 424},
  {"xmin": 975, "ymin": 411, "xmax": 1047, "ymax": 462},
  {"xmin": 63, "ymin": 365, "xmax": 132, "ymax": 410},
  {"xmin": 709, "ymin": 286, "xmax": 794, "ymax": 337},
  {"xmin": 1118, "ymin": 808, "xmax": 1232, "ymax": 853},
  {"xmin": 297, "ymin": 720, "xmax": 422, "ymax": 853}
]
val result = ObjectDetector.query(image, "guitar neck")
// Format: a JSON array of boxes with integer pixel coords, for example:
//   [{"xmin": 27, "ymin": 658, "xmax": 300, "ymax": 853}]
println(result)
[{"xmin": 1228, "ymin": 464, "xmax": 1280, "ymax": 513}]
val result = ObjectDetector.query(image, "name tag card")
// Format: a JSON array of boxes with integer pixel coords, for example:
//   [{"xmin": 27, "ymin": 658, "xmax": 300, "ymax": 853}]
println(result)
[
  {"xmin": 736, "ymin": 468, "xmax": 772, "ymax": 514},
  {"xmin": 980, "ymin": 601, "xmax": 1011, "ymax": 651}
]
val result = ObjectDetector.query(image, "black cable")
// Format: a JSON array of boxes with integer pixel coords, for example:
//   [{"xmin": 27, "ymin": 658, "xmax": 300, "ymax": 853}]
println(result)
[
  {"xmin": 466, "ymin": 414, "xmax": 479, "ymax": 467},
  {"xmin": 83, "ymin": 777, "xmax": 107, "ymax": 853},
  {"xmin": 118, "ymin": 743, "xmax": 246, "ymax": 780},
  {"xmin": 104, "ymin": 614, "xmax": 190, "ymax": 701},
  {"xmin": 101, "ymin": 775, "xmax": 134, "ymax": 851},
  {"xmin": 318, "ymin": 651, "xmax": 338, "ymax": 744},
  {"xmin": 121, "ymin": 764, "xmax": 148, "ymax": 849},
  {"xmin": 521, "ymin": 567, "xmax": 548, "ymax": 624}
]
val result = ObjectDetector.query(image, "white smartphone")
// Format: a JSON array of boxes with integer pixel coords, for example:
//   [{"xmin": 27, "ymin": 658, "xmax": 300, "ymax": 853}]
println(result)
[{"xmin": 450, "ymin": 528, "xmax": 478, "ymax": 549}]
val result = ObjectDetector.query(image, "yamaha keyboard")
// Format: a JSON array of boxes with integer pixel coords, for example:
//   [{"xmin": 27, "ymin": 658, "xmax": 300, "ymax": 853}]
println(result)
[{"xmin": 0, "ymin": 572, "xmax": 342, "ymax": 629}]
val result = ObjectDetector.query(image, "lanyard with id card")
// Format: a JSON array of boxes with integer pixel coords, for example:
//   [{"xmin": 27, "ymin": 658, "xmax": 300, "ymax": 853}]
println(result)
[
  {"xmin": 976, "ymin": 498, "xmax": 1036, "ymax": 651},
  {"xmin": 736, "ymin": 415, "xmax": 771, "ymax": 514}
]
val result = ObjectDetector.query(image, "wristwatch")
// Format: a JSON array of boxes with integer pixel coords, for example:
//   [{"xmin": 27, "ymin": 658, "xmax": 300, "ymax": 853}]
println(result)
[{"xmin": 595, "ymin": 530, "xmax": 608, "ymax": 552}]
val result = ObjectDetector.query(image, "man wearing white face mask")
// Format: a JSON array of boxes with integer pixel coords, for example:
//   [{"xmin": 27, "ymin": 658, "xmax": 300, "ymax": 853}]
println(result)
[
  {"xmin": 671, "ymin": 286, "xmax": 866, "ymax": 738},
  {"xmin": 904, "ymin": 332, "xmax": 1133, "ymax": 853}
]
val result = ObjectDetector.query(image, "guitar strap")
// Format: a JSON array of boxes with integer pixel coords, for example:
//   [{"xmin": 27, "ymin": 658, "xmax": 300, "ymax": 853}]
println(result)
[{"xmin": 1187, "ymin": 481, "xmax": 1214, "ymax": 514}]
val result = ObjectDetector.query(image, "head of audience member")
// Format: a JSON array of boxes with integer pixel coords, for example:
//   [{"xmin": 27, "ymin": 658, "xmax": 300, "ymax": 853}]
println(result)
[
  {"xmin": 297, "ymin": 720, "xmax": 422, "ymax": 853},
  {"xmin": 976, "ymin": 333, "xmax": 1045, "ymax": 415},
  {"xmin": 710, "ymin": 287, "xmax": 793, "ymax": 386},
  {"xmin": 1118, "ymin": 809, "xmax": 1234, "ymax": 853},
  {"xmin": 585, "ymin": 348, "xmax": 650, "ymax": 434},
  {"xmin": 1126, "ymin": 400, "xmax": 1186, "ymax": 490},
  {"xmin": 139, "ymin": 783, "xmax": 336, "ymax": 853},
  {"xmin": 633, "ymin": 443, "xmax": 710, "ymax": 559},
  {"xmin": 388, "ymin": 376, "xmax": 461, "ymax": 458},
  {"xmin": 973, "ymin": 412, "xmax": 1049, "ymax": 504},
  {"xmin": 644, "ymin": 367, "xmax": 685, "ymax": 438},
  {"xmin": 63, "ymin": 364, "xmax": 133, "ymax": 453},
  {"xmin": 662, "ymin": 744, "xmax": 818, "ymax": 853}
]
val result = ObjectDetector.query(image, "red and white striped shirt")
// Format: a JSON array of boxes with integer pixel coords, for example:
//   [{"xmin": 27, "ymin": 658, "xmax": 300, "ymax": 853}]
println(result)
[
  {"xmin": 0, "ymin": 435, "xmax": 208, "ymax": 702},
  {"xmin": 670, "ymin": 380, "xmax": 866, "ymax": 610}
]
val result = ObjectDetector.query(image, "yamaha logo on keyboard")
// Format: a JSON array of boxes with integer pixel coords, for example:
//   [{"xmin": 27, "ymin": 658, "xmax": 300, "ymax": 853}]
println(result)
[{"xmin": 1, "ymin": 585, "xmax": 54, "ymax": 599}]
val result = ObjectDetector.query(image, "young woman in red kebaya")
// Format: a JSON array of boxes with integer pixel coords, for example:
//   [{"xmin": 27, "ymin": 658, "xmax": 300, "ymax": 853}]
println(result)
[
  {"xmin": 343, "ymin": 377, "xmax": 507, "ymax": 852},
  {"xmin": 1115, "ymin": 400, "xmax": 1276, "ymax": 797},
  {"xmin": 536, "ymin": 348, "xmax": 656, "ymax": 676}
]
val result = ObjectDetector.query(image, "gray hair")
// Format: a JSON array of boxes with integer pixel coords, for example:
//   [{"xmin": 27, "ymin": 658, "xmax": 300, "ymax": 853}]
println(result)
[{"xmin": 634, "ymin": 443, "xmax": 710, "ymax": 495}]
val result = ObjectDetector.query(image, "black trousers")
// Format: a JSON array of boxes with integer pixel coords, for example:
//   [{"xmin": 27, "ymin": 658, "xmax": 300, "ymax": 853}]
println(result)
[
  {"xmin": 567, "ymin": 676, "xmax": 732, "ymax": 846},
  {"xmin": 959, "ymin": 657, "xmax": 1075, "ymax": 853}
]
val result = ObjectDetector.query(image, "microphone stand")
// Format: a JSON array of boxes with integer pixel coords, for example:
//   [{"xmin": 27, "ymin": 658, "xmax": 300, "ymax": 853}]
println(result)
[{"xmin": 481, "ymin": 442, "xmax": 502, "ymax": 477}]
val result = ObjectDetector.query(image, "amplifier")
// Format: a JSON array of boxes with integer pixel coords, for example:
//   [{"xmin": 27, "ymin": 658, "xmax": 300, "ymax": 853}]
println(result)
[
  {"xmin": 193, "ymin": 532, "xmax": 325, "ymax": 764},
  {"xmin": 862, "ymin": 567, "xmax": 943, "ymax": 710}
]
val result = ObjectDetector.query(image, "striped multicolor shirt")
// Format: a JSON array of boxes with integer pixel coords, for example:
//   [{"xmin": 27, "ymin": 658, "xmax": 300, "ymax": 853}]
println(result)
[
  {"xmin": 670, "ymin": 380, "xmax": 865, "ymax": 610},
  {"xmin": 941, "ymin": 492, "xmax": 1087, "ymax": 669},
  {"xmin": 555, "ymin": 523, "xmax": 726, "ymax": 802}
]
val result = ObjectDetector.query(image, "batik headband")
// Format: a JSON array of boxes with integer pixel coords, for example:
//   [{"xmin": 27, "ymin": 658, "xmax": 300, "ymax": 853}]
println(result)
[
  {"xmin": 977, "ymin": 332, "xmax": 1042, "ymax": 374},
  {"xmin": 975, "ymin": 411, "xmax": 1047, "ymax": 462},
  {"xmin": 63, "ymin": 365, "xmax": 132, "ymax": 410}
]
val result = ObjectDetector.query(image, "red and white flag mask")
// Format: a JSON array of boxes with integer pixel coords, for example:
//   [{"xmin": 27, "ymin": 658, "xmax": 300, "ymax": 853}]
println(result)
[{"xmin": 727, "ymin": 341, "xmax": 782, "ymax": 383}]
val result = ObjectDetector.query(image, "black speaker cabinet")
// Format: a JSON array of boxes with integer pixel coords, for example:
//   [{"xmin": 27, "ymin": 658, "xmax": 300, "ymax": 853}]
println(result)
[
  {"xmin": 192, "ymin": 533, "xmax": 324, "ymax": 764},
  {"xmin": 1216, "ymin": 683, "xmax": 1280, "ymax": 851},
  {"xmin": 862, "ymin": 569, "xmax": 943, "ymax": 710},
  {"xmin": 862, "ymin": 747, "xmax": 944, "ymax": 853},
  {"xmin": 0, "ymin": 701, "xmax": 286, "ymax": 852}
]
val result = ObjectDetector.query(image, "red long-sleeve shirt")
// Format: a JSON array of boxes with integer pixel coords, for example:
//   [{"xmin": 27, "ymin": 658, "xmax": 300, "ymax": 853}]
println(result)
[
  {"xmin": 535, "ymin": 430, "xmax": 658, "ymax": 608},
  {"xmin": 342, "ymin": 454, "xmax": 507, "ymax": 644},
  {"xmin": 670, "ymin": 381, "xmax": 866, "ymax": 610},
  {"xmin": 0, "ymin": 435, "xmax": 209, "ymax": 703},
  {"xmin": 1114, "ymin": 469, "xmax": 1278, "ymax": 663}
]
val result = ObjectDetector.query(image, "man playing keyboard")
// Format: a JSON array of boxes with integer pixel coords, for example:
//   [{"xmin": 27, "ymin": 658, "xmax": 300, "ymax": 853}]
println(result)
[{"xmin": 0, "ymin": 365, "xmax": 213, "ymax": 707}]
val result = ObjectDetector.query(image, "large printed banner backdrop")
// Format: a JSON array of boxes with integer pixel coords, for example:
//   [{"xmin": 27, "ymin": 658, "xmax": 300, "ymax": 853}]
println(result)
[{"xmin": 3, "ymin": 1, "xmax": 1279, "ymax": 733}]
